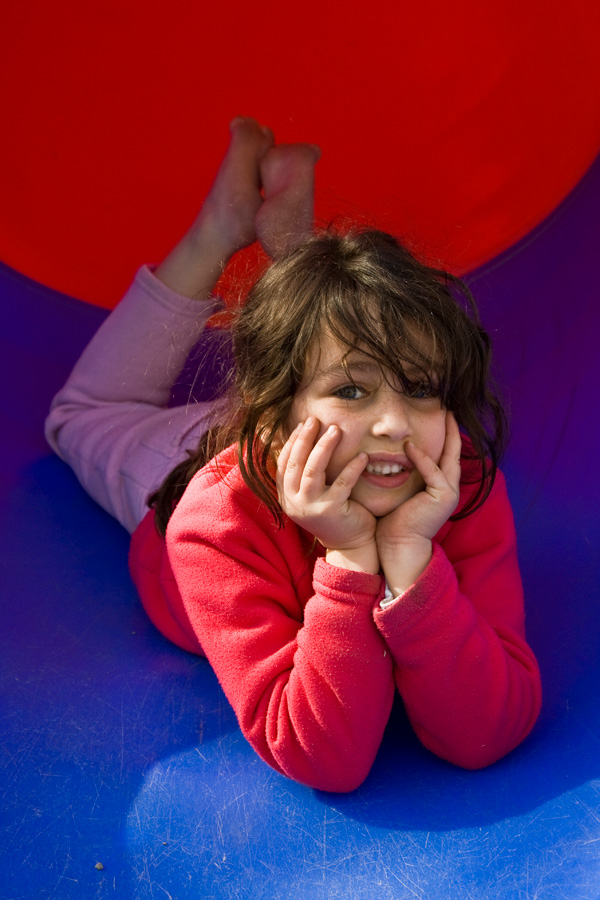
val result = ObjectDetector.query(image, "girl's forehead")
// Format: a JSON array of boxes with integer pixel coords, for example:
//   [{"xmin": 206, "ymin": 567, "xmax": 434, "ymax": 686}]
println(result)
[
  {"xmin": 305, "ymin": 328, "xmax": 437, "ymax": 379},
  {"xmin": 303, "ymin": 333, "xmax": 373, "ymax": 377},
  {"xmin": 301, "ymin": 334, "xmax": 408, "ymax": 393}
]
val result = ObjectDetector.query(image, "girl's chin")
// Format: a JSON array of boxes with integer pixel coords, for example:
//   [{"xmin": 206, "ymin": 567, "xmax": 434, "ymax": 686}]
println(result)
[{"xmin": 352, "ymin": 480, "xmax": 424, "ymax": 518}]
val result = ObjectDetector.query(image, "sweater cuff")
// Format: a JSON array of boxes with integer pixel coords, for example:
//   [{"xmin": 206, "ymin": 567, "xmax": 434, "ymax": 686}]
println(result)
[
  {"xmin": 135, "ymin": 264, "xmax": 225, "ymax": 318},
  {"xmin": 313, "ymin": 557, "xmax": 385, "ymax": 605},
  {"xmin": 380, "ymin": 581, "xmax": 399, "ymax": 609},
  {"xmin": 374, "ymin": 542, "xmax": 455, "ymax": 626}
]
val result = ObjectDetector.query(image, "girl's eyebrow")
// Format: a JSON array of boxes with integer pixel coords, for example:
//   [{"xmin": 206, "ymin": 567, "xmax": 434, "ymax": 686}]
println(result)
[
  {"xmin": 316, "ymin": 356, "xmax": 434, "ymax": 384},
  {"xmin": 317, "ymin": 356, "xmax": 381, "ymax": 379}
]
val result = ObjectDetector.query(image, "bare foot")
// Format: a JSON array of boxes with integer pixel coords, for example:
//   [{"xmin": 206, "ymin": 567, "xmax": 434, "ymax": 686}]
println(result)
[
  {"xmin": 197, "ymin": 116, "xmax": 275, "ymax": 255},
  {"xmin": 154, "ymin": 117, "xmax": 273, "ymax": 297},
  {"xmin": 256, "ymin": 143, "xmax": 320, "ymax": 258}
]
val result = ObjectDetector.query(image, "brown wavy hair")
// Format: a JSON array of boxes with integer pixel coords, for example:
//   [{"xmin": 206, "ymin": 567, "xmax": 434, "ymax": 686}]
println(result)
[{"xmin": 149, "ymin": 227, "xmax": 507, "ymax": 535}]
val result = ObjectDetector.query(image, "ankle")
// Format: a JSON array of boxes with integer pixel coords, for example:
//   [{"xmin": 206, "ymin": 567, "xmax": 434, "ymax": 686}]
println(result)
[
  {"xmin": 186, "ymin": 215, "xmax": 237, "ymax": 265},
  {"xmin": 154, "ymin": 226, "xmax": 231, "ymax": 299}
]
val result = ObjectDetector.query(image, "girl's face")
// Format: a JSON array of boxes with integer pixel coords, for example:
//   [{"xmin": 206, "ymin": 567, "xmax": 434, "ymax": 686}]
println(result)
[{"xmin": 287, "ymin": 333, "xmax": 448, "ymax": 518}]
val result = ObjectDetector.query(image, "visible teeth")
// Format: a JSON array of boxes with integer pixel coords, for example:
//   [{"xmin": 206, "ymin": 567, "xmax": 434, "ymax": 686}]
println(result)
[{"xmin": 366, "ymin": 463, "xmax": 405, "ymax": 475}]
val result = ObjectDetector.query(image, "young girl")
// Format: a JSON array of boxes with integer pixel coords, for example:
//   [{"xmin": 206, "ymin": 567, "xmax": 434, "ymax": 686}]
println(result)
[{"xmin": 46, "ymin": 117, "xmax": 542, "ymax": 793}]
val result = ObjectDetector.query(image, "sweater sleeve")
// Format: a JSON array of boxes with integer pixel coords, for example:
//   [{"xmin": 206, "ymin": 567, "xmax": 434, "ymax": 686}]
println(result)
[
  {"xmin": 44, "ymin": 265, "xmax": 223, "ymax": 533},
  {"xmin": 166, "ymin": 469, "xmax": 396, "ymax": 793},
  {"xmin": 374, "ymin": 472, "xmax": 542, "ymax": 769}
]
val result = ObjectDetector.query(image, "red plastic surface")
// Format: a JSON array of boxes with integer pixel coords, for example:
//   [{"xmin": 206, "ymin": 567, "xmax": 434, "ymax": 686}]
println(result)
[{"xmin": 1, "ymin": 1, "xmax": 599, "ymax": 307}]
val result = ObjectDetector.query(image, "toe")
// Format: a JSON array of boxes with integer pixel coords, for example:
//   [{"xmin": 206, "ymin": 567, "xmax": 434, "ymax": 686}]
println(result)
[
  {"xmin": 260, "ymin": 144, "xmax": 319, "ymax": 197},
  {"xmin": 229, "ymin": 117, "xmax": 274, "ymax": 157}
]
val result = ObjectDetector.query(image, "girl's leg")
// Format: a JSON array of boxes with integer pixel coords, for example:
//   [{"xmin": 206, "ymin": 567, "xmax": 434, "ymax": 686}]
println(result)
[
  {"xmin": 153, "ymin": 117, "xmax": 274, "ymax": 298},
  {"xmin": 46, "ymin": 120, "xmax": 320, "ymax": 533}
]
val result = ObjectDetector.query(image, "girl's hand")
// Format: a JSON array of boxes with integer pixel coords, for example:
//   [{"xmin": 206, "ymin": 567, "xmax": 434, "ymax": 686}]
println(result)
[
  {"xmin": 376, "ymin": 412, "xmax": 462, "ymax": 595},
  {"xmin": 276, "ymin": 418, "xmax": 379, "ymax": 572}
]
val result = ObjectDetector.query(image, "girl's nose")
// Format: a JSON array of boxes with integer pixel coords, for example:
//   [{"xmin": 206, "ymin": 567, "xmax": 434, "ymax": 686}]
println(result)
[{"xmin": 371, "ymin": 395, "xmax": 411, "ymax": 440}]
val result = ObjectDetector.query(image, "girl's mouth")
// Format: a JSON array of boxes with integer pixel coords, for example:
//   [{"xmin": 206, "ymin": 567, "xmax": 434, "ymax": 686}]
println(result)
[
  {"xmin": 361, "ymin": 465, "xmax": 411, "ymax": 489},
  {"xmin": 366, "ymin": 462, "xmax": 405, "ymax": 475}
]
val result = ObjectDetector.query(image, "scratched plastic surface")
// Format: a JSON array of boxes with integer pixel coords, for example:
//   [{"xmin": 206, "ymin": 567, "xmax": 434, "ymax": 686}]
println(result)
[{"xmin": 2, "ymin": 157, "xmax": 600, "ymax": 899}]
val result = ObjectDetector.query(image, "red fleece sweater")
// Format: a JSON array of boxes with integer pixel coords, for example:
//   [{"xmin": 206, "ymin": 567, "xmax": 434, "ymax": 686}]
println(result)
[{"xmin": 129, "ymin": 445, "xmax": 541, "ymax": 792}]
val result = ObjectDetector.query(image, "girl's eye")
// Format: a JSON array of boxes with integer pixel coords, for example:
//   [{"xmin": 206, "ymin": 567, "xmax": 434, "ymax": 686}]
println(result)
[
  {"xmin": 408, "ymin": 384, "xmax": 437, "ymax": 400},
  {"xmin": 334, "ymin": 384, "xmax": 367, "ymax": 401}
]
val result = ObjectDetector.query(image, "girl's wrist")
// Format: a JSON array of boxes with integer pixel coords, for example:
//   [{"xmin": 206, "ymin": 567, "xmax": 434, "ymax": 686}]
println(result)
[
  {"xmin": 378, "ymin": 537, "xmax": 432, "ymax": 597},
  {"xmin": 325, "ymin": 542, "xmax": 379, "ymax": 575}
]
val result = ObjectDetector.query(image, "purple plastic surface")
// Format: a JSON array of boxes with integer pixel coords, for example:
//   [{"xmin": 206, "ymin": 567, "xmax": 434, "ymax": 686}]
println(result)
[{"xmin": 1, "ymin": 156, "xmax": 599, "ymax": 899}]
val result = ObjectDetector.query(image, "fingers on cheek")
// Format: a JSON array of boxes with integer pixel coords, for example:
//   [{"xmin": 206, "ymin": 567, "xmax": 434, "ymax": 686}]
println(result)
[
  {"xmin": 406, "ymin": 440, "xmax": 426, "ymax": 463},
  {"xmin": 319, "ymin": 424, "xmax": 338, "ymax": 441},
  {"xmin": 279, "ymin": 426, "xmax": 301, "ymax": 463},
  {"xmin": 310, "ymin": 426, "xmax": 339, "ymax": 463},
  {"xmin": 349, "ymin": 452, "xmax": 369, "ymax": 475},
  {"xmin": 446, "ymin": 415, "xmax": 462, "ymax": 448}
]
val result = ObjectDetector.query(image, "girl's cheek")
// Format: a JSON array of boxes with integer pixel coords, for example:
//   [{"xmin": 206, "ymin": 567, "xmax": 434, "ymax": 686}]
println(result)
[
  {"xmin": 315, "ymin": 421, "xmax": 331, "ymax": 441},
  {"xmin": 315, "ymin": 413, "xmax": 346, "ymax": 446},
  {"xmin": 323, "ymin": 429, "xmax": 352, "ymax": 482},
  {"xmin": 432, "ymin": 414, "xmax": 448, "ymax": 463},
  {"xmin": 410, "ymin": 412, "xmax": 446, "ymax": 465}
]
